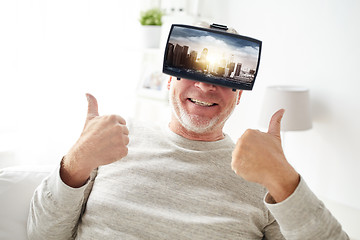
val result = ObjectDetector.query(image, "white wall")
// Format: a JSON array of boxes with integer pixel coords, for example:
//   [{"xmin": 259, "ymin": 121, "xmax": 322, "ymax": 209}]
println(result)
[
  {"xmin": 1, "ymin": 0, "xmax": 359, "ymax": 218},
  {"xmin": 198, "ymin": 0, "xmax": 360, "ymax": 210},
  {"xmin": 0, "ymin": 0, "xmax": 144, "ymax": 165}
]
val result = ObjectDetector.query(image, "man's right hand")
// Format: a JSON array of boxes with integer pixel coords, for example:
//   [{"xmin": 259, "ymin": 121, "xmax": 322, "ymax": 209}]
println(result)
[{"xmin": 60, "ymin": 93, "xmax": 129, "ymax": 188}]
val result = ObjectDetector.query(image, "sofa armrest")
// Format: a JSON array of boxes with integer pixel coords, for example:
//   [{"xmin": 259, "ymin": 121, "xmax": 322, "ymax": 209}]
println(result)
[{"xmin": 0, "ymin": 165, "xmax": 55, "ymax": 240}]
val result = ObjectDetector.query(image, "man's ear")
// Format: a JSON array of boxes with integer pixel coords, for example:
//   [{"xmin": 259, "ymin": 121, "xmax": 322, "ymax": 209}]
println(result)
[
  {"xmin": 237, "ymin": 90, "xmax": 243, "ymax": 105},
  {"xmin": 167, "ymin": 76, "xmax": 172, "ymax": 90}
]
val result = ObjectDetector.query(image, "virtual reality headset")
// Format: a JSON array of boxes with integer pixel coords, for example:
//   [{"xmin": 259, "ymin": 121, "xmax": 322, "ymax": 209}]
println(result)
[{"xmin": 162, "ymin": 24, "xmax": 262, "ymax": 91}]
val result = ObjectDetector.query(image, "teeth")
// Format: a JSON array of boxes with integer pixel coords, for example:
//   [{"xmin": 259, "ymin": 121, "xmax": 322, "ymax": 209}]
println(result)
[{"xmin": 190, "ymin": 98, "xmax": 215, "ymax": 106}]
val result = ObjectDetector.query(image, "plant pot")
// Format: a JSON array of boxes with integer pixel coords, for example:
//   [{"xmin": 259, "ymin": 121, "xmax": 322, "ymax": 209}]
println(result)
[{"xmin": 141, "ymin": 25, "xmax": 162, "ymax": 48}]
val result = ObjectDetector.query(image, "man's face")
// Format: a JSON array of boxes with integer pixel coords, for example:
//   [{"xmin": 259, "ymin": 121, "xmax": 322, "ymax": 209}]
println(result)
[{"xmin": 168, "ymin": 78, "xmax": 242, "ymax": 135}]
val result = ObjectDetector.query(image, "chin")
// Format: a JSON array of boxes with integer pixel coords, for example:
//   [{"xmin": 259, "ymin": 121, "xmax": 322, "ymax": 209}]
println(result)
[
  {"xmin": 169, "ymin": 92, "xmax": 226, "ymax": 134},
  {"xmin": 179, "ymin": 113, "xmax": 220, "ymax": 134}
]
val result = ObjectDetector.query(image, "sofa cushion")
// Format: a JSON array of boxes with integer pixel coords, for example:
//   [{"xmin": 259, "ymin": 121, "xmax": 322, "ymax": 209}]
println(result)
[{"xmin": 0, "ymin": 165, "xmax": 54, "ymax": 240}]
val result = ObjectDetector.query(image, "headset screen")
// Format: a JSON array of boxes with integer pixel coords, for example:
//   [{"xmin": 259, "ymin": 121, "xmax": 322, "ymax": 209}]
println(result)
[{"xmin": 163, "ymin": 24, "xmax": 262, "ymax": 90}]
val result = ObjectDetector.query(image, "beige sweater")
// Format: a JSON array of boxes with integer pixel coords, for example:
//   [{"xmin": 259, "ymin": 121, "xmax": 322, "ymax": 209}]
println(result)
[{"xmin": 28, "ymin": 121, "xmax": 349, "ymax": 239}]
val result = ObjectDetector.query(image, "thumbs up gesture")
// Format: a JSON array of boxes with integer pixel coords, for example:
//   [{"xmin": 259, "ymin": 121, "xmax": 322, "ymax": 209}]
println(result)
[
  {"xmin": 231, "ymin": 109, "xmax": 300, "ymax": 203},
  {"xmin": 60, "ymin": 93, "xmax": 129, "ymax": 188}
]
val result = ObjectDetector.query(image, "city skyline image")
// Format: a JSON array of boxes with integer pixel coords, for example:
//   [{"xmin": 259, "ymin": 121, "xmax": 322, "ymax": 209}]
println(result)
[{"xmin": 164, "ymin": 25, "xmax": 261, "ymax": 89}]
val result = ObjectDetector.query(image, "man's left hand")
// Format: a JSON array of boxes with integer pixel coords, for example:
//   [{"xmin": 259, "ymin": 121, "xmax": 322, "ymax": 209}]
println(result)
[{"xmin": 231, "ymin": 109, "xmax": 300, "ymax": 203}]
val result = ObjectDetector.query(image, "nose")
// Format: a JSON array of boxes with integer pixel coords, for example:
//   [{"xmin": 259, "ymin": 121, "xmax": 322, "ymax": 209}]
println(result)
[{"xmin": 194, "ymin": 81, "xmax": 216, "ymax": 92}]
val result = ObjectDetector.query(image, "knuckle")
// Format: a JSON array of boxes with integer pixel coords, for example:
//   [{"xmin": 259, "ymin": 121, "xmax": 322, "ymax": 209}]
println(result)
[
  {"xmin": 123, "ymin": 135, "xmax": 130, "ymax": 145},
  {"xmin": 121, "ymin": 146, "xmax": 128, "ymax": 157},
  {"xmin": 120, "ymin": 117, "xmax": 126, "ymax": 125},
  {"xmin": 109, "ymin": 115, "xmax": 117, "ymax": 122},
  {"xmin": 102, "ymin": 115, "xmax": 111, "ymax": 123},
  {"xmin": 244, "ymin": 129, "xmax": 256, "ymax": 136},
  {"xmin": 244, "ymin": 129, "xmax": 252, "ymax": 135},
  {"xmin": 113, "ymin": 124, "xmax": 129, "ymax": 136},
  {"xmin": 241, "ymin": 129, "xmax": 260, "ymax": 141},
  {"xmin": 123, "ymin": 125, "xmax": 129, "ymax": 135},
  {"xmin": 114, "ymin": 124, "xmax": 124, "ymax": 133}
]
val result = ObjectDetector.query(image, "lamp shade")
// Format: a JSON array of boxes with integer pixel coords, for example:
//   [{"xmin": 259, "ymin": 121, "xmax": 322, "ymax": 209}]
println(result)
[{"xmin": 259, "ymin": 86, "xmax": 312, "ymax": 131}]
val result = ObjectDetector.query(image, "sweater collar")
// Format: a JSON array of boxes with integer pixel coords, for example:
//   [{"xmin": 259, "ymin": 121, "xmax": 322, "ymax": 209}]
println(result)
[{"xmin": 162, "ymin": 123, "xmax": 234, "ymax": 151}]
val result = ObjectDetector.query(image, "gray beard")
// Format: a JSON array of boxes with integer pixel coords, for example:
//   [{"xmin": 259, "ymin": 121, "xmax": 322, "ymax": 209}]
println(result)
[{"xmin": 169, "ymin": 94, "xmax": 235, "ymax": 134}]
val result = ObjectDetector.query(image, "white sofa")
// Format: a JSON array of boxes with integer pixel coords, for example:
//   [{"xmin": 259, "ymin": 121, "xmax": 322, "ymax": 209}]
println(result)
[
  {"xmin": 1, "ymin": 165, "xmax": 359, "ymax": 240},
  {"xmin": 0, "ymin": 165, "xmax": 54, "ymax": 240}
]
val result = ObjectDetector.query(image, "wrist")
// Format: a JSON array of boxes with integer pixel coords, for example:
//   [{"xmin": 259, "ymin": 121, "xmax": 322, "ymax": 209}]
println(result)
[
  {"xmin": 265, "ymin": 168, "xmax": 300, "ymax": 203},
  {"xmin": 60, "ymin": 152, "xmax": 93, "ymax": 188}
]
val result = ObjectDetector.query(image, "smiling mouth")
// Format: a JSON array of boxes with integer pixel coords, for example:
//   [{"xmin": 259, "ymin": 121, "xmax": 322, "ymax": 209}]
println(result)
[{"xmin": 188, "ymin": 98, "xmax": 217, "ymax": 107}]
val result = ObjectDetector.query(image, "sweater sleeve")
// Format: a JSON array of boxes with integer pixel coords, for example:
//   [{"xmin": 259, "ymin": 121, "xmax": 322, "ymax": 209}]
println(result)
[
  {"xmin": 262, "ymin": 209, "xmax": 286, "ymax": 240},
  {"xmin": 264, "ymin": 177, "xmax": 349, "ymax": 240},
  {"xmin": 27, "ymin": 162, "xmax": 97, "ymax": 240}
]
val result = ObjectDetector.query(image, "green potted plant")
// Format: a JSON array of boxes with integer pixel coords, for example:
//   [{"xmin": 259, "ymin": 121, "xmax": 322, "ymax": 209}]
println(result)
[
  {"xmin": 139, "ymin": 8, "xmax": 163, "ymax": 26},
  {"xmin": 139, "ymin": 8, "xmax": 163, "ymax": 48}
]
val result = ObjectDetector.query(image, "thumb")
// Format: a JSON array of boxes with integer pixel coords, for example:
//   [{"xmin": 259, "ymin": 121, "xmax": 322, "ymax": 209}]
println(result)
[
  {"xmin": 86, "ymin": 93, "xmax": 99, "ymax": 119},
  {"xmin": 267, "ymin": 109, "xmax": 285, "ymax": 138}
]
